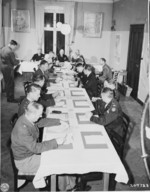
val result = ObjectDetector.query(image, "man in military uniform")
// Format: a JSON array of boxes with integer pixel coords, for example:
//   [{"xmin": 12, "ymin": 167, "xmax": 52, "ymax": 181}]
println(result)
[
  {"xmin": 83, "ymin": 64, "xmax": 97, "ymax": 99},
  {"xmin": 98, "ymin": 58, "xmax": 112, "ymax": 83},
  {"xmin": 57, "ymin": 49, "xmax": 68, "ymax": 62},
  {"xmin": 31, "ymin": 47, "xmax": 44, "ymax": 62},
  {"xmin": 86, "ymin": 87, "xmax": 124, "ymax": 153},
  {"xmin": 0, "ymin": 40, "xmax": 19, "ymax": 102},
  {"xmin": 84, "ymin": 88, "xmax": 124, "ymax": 191},
  {"xmin": 75, "ymin": 63, "xmax": 87, "ymax": 87},
  {"xmin": 11, "ymin": 102, "xmax": 65, "ymax": 175}
]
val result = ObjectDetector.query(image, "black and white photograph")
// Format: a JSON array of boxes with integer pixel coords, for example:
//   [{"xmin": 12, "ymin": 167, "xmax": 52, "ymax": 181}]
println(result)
[{"xmin": 0, "ymin": 0, "xmax": 149, "ymax": 192}]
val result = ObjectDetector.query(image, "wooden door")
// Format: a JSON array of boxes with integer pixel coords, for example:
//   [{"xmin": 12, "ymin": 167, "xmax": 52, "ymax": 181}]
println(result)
[{"xmin": 127, "ymin": 24, "xmax": 144, "ymax": 99}]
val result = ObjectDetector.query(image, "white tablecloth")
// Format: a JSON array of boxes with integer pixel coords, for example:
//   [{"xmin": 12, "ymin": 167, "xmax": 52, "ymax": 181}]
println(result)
[
  {"xmin": 33, "ymin": 83, "xmax": 129, "ymax": 188},
  {"xmin": 17, "ymin": 61, "xmax": 39, "ymax": 74}
]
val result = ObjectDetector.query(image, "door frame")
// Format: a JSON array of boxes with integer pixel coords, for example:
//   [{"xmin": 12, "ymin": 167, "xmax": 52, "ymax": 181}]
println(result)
[{"xmin": 126, "ymin": 24, "xmax": 144, "ymax": 100}]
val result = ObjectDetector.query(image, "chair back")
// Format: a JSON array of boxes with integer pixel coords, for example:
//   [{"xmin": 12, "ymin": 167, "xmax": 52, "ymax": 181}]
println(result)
[
  {"xmin": 23, "ymin": 81, "xmax": 32, "ymax": 95},
  {"xmin": 112, "ymin": 71, "xmax": 119, "ymax": 88}
]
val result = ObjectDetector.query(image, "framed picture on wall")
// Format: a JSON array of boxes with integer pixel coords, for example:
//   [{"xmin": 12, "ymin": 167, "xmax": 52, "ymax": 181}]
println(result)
[
  {"xmin": 83, "ymin": 12, "xmax": 103, "ymax": 38},
  {"xmin": 11, "ymin": 9, "xmax": 30, "ymax": 32}
]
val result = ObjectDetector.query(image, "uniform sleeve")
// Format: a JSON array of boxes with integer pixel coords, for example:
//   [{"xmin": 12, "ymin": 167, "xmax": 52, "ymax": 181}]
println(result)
[
  {"xmin": 38, "ymin": 98, "xmax": 55, "ymax": 107},
  {"xmin": 10, "ymin": 51, "xmax": 19, "ymax": 66},
  {"xmin": 36, "ymin": 118, "xmax": 61, "ymax": 128},
  {"xmin": 90, "ymin": 107, "xmax": 119, "ymax": 126},
  {"xmin": 20, "ymin": 126, "xmax": 58, "ymax": 154},
  {"xmin": 31, "ymin": 54, "xmax": 36, "ymax": 61}
]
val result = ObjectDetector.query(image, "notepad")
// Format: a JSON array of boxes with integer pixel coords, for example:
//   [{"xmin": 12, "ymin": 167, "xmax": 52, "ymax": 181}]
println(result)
[
  {"xmin": 78, "ymin": 114, "xmax": 90, "ymax": 121},
  {"xmin": 71, "ymin": 91, "xmax": 84, "ymax": 96},
  {"xmin": 84, "ymin": 135, "xmax": 106, "ymax": 145},
  {"xmin": 75, "ymin": 101, "xmax": 88, "ymax": 106}
]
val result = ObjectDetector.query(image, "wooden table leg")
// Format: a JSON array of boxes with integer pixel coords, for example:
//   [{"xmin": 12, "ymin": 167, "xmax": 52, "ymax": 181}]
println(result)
[
  {"xmin": 103, "ymin": 173, "xmax": 110, "ymax": 191},
  {"xmin": 51, "ymin": 175, "xmax": 56, "ymax": 191}
]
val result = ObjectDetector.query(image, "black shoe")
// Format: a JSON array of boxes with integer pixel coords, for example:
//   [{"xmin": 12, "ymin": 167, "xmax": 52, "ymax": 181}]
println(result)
[{"xmin": 7, "ymin": 98, "xmax": 19, "ymax": 103}]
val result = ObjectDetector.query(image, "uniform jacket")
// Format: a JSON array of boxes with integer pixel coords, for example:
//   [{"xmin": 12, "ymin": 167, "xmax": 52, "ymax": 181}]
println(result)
[
  {"xmin": 83, "ymin": 72, "xmax": 97, "ymax": 99},
  {"xmin": 32, "ymin": 53, "xmax": 44, "ymax": 61},
  {"xmin": 57, "ymin": 54, "xmax": 68, "ymax": 62},
  {"xmin": 17, "ymin": 97, "xmax": 60, "ymax": 128},
  {"xmin": 11, "ymin": 115, "xmax": 58, "ymax": 160},
  {"xmin": 91, "ymin": 99, "xmax": 123, "ymax": 138},
  {"xmin": 0, "ymin": 46, "xmax": 19, "ymax": 68},
  {"xmin": 99, "ymin": 64, "xmax": 112, "ymax": 82},
  {"xmin": 77, "ymin": 72, "xmax": 87, "ymax": 86}
]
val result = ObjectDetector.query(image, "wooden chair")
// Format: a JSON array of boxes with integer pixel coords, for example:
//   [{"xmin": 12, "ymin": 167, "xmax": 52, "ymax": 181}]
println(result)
[
  {"xmin": 10, "ymin": 148, "xmax": 35, "ymax": 192},
  {"xmin": 112, "ymin": 71, "xmax": 120, "ymax": 89}
]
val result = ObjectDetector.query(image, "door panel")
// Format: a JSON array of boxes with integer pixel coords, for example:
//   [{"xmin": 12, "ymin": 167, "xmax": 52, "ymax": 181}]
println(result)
[{"xmin": 127, "ymin": 24, "xmax": 144, "ymax": 99}]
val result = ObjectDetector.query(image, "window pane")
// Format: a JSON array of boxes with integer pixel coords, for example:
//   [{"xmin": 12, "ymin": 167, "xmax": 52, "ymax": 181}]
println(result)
[
  {"xmin": 44, "ymin": 13, "xmax": 53, "ymax": 27},
  {"xmin": 56, "ymin": 13, "xmax": 65, "ymax": 24},
  {"xmin": 44, "ymin": 31, "xmax": 53, "ymax": 53},
  {"xmin": 56, "ymin": 31, "xmax": 65, "ymax": 54}
]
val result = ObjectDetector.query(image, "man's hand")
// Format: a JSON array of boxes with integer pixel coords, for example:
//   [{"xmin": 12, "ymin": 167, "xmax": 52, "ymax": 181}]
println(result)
[
  {"xmin": 52, "ymin": 91, "xmax": 59, "ymax": 98},
  {"xmin": 56, "ymin": 135, "xmax": 67, "ymax": 145}
]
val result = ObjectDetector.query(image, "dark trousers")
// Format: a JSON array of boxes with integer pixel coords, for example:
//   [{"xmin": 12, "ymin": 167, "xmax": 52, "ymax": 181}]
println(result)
[{"xmin": 1, "ymin": 65, "xmax": 14, "ymax": 99}]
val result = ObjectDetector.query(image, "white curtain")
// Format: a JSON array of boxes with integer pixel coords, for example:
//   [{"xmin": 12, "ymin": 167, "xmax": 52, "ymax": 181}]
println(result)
[
  {"xmin": 35, "ymin": 0, "xmax": 44, "ymax": 48},
  {"xmin": 34, "ymin": 0, "xmax": 75, "ymax": 54}
]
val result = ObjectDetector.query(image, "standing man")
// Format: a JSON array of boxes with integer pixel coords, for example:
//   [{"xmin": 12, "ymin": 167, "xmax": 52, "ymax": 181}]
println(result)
[{"xmin": 0, "ymin": 40, "xmax": 19, "ymax": 102}]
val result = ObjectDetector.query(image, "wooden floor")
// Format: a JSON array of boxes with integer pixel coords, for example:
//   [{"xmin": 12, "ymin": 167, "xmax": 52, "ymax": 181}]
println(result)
[{"xmin": 1, "ymin": 75, "xmax": 150, "ymax": 191}]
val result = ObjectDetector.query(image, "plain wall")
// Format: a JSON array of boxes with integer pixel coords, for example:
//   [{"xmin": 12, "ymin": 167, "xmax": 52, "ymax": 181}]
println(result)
[{"xmin": 109, "ymin": 0, "xmax": 148, "ymax": 102}]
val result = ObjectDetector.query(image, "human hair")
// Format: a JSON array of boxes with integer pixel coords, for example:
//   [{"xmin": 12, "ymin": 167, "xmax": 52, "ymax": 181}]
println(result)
[
  {"xmin": 10, "ymin": 40, "xmax": 18, "ymax": 46},
  {"xmin": 32, "ymin": 74, "xmax": 45, "ymax": 83},
  {"xmin": 27, "ymin": 83, "xmax": 41, "ymax": 94},
  {"xmin": 26, "ymin": 102, "xmax": 43, "ymax": 114},
  {"xmin": 39, "ymin": 59, "xmax": 48, "ymax": 66},
  {"xmin": 84, "ymin": 64, "xmax": 95, "ymax": 73},
  {"xmin": 102, "ymin": 87, "xmax": 114, "ymax": 99},
  {"xmin": 100, "ymin": 58, "xmax": 106, "ymax": 63},
  {"xmin": 76, "ymin": 62, "xmax": 84, "ymax": 68}
]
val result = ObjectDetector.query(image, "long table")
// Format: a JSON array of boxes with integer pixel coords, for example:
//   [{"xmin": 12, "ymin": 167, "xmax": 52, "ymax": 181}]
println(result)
[{"xmin": 33, "ymin": 76, "xmax": 128, "ymax": 191}]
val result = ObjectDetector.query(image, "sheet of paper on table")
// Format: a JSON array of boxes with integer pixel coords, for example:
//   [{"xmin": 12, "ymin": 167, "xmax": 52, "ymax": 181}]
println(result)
[
  {"xmin": 78, "ymin": 114, "xmax": 90, "ymax": 121},
  {"xmin": 75, "ymin": 101, "xmax": 88, "ymax": 106},
  {"xmin": 84, "ymin": 135, "xmax": 106, "ymax": 145},
  {"xmin": 46, "ymin": 121, "xmax": 69, "ymax": 134}
]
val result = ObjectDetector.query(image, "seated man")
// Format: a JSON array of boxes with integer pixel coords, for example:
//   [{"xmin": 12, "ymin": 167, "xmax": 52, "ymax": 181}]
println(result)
[
  {"xmin": 72, "ymin": 49, "xmax": 86, "ymax": 66},
  {"xmin": 104, "ymin": 79, "xmax": 120, "ymax": 101},
  {"xmin": 83, "ymin": 64, "xmax": 97, "ymax": 99},
  {"xmin": 98, "ymin": 58, "xmax": 112, "ymax": 83},
  {"xmin": 57, "ymin": 49, "xmax": 68, "ymax": 63},
  {"xmin": 34, "ymin": 59, "xmax": 49, "ymax": 82},
  {"xmin": 86, "ymin": 87, "xmax": 124, "ymax": 155},
  {"xmin": 92, "ymin": 79, "xmax": 120, "ymax": 102},
  {"xmin": 44, "ymin": 50, "xmax": 57, "ymax": 64},
  {"xmin": 75, "ymin": 63, "xmax": 87, "ymax": 87},
  {"xmin": 32, "ymin": 74, "xmax": 60, "ymax": 107},
  {"xmin": 11, "ymin": 102, "xmax": 66, "ymax": 186},
  {"xmin": 31, "ymin": 47, "xmax": 44, "ymax": 62}
]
